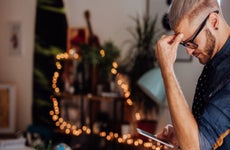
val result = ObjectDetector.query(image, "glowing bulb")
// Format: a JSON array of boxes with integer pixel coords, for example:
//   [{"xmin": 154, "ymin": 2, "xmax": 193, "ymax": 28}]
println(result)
[
  {"xmin": 126, "ymin": 98, "xmax": 133, "ymax": 106},
  {"xmin": 100, "ymin": 49, "xmax": 105, "ymax": 57},
  {"xmin": 106, "ymin": 135, "xmax": 111, "ymax": 141},
  {"xmin": 111, "ymin": 68, "xmax": 117, "ymax": 74},
  {"xmin": 135, "ymin": 112, "xmax": 141, "ymax": 121},
  {"xmin": 55, "ymin": 121, "xmax": 60, "ymax": 127},
  {"xmin": 114, "ymin": 133, "xmax": 119, "ymax": 138},
  {"xmin": 86, "ymin": 128, "xmax": 91, "ymax": 134},
  {"xmin": 65, "ymin": 129, "xmax": 70, "ymax": 134},
  {"xmin": 49, "ymin": 110, "xmax": 54, "ymax": 116},
  {"xmin": 112, "ymin": 62, "xmax": 118, "ymax": 68},
  {"xmin": 127, "ymin": 139, "xmax": 133, "ymax": 145},
  {"xmin": 100, "ymin": 132, "xmax": 106, "ymax": 137}
]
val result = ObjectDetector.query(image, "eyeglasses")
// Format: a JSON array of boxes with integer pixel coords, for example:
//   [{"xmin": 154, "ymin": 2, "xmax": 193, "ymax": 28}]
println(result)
[{"xmin": 180, "ymin": 10, "xmax": 219, "ymax": 49}]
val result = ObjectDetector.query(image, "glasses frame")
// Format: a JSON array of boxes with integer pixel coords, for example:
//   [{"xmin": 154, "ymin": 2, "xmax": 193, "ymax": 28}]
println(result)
[{"xmin": 180, "ymin": 10, "xmax": 219, "ymax": 49}]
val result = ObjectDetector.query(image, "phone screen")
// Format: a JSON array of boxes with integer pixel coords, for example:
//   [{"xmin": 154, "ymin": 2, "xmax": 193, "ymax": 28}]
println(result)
[{"xmin": 137, "ymin": 128, "xmax": 174, "ymax": 148}]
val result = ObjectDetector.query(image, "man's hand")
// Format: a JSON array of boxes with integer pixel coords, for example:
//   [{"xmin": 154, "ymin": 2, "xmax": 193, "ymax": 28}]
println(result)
[
  {"xmin": 155, "ymin": 33, "xmax": 184, "ymax": 69},
  {"xmin": 156, "ymin": 124, "xmax": 179, "ymax": 150}
]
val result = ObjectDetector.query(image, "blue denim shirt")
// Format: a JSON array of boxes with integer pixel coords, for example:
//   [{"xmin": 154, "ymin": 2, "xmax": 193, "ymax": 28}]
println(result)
[{"xmin": 197, "ymin": 38, "xmax": 230, "ymax": 150}]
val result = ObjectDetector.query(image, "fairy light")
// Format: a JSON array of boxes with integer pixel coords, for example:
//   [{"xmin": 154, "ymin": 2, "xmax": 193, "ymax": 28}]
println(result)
[
  {"xmin": 144, "ymin": 142, "xmax": 153, "ymax": 148},
  {"xmin": 124, "ymin": 91, "xmax": 131, "ymax": 98},
  {"xmin": 112, "ymin": 61, "xmax": 118, "ymax": 68},
  {"xmin": 49, "ymin": 110, "xmax": 54, "ymax": 116},
  {"xmin": 52, "ymin": 115, "xmax": 58, "ymax": 121},
  {"xmin": 111, "ymin": 68, "xmax": 117, "ymax": 74},
  {"xmin": 86, "ymin": 128, "xmax": 91, "ymax": 134},
  {"xmin": 49, "ymin": 51, "xmax": 169, "ymax": 149},
  {"xmin": 55, "ymin": 121, "xmax": 60, "ymax": 127},
  {"xmin": 56, "ymin": 61, "xmax": 62, "ymax": 70},
  {"xmin": 58, "ymin": 118, "xmax": 63, "ymax": 123},
  {"xmin": 65, "ymin": 129, "xmax": 71, "ymax": 134},
  {"xmin": 60, "ymin": 124, "xmax": 65, "ymax": 130},
  {"xmin": 117, "ymin": 137, "xmax": 124, "ymax": 143},
  {"xmin": 134, "ymin": 140, "xmax": 139, "ymax": 146},
  {"xmin": 127, "ymin": 139, "xmax": 134, "ymax": 145},
  {"xmin": 54, "ymin": 87, "xmax": 60, "ymax": 94},
  {"xmin": 100, "ymin": 49, "xmax": 105, "ymax": 57},
  {"xmin": 67, "ymin": 123, "xmax": 71, "ymax": 129},
  {"xmin": 114, "ymin": 133, "xmax": 119, "ymax": 138},
  {"xmin": 82, "ymin": 126, "xmax": 87, "ymax": 131},
  {"xmin": 106, "ymin": 135, "xmax": 112, "ymax": 141},
  {"xmin": 135, "ymin": 112, "xmax": 141, "ymax": 121}
]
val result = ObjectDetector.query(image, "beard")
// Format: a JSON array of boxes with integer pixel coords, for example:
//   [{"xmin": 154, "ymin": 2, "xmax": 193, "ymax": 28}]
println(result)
[{"xmin": 199, "ymin": 29, "xmax": 216, "ymax": 64}]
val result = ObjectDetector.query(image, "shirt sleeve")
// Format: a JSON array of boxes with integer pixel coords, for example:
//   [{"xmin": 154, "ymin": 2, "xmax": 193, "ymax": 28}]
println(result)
[{"xmin": 198, "ymin": 83, "xmax": 230, "ymax": 150}]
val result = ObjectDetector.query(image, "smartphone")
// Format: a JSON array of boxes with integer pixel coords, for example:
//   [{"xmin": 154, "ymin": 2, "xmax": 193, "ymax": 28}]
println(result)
[{"xmin": 137, "ymin": 128, "xmax": 174, "ymax": 149}]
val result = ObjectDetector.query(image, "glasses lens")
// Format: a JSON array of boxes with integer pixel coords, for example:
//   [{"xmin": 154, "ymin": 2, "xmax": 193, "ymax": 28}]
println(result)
[{"xmin": 181, "ymin": 42, "xmax": 198, "ymax": 49}]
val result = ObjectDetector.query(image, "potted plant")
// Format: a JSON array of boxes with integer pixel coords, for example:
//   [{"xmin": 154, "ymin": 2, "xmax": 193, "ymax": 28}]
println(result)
[{"xmin": 80, "ymin": 40, "xmax": 120, "ymax": 93}]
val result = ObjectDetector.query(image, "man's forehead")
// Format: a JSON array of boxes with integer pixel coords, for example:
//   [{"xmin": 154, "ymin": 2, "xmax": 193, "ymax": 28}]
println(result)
[
  {"xmin": 174, "ymin": 19, "xmax": 190, "ymax": 36},
  {"xmin": 174, "ymin": 17, "xmax": 200, "ymax": 40}
]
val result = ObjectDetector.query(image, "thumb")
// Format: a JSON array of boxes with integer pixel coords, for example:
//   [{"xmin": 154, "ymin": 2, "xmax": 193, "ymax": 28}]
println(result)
[
  {"xmin": 172, "ymin": 33, "xmax": 184, "ymax": 46},
  {"xmin": 163, "ymin": 126, "xmax": 169, "ymax": 136}
]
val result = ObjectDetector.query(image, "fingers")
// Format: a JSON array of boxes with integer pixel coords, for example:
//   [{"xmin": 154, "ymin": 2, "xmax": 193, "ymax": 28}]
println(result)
[
  {"xmin": 163, "ymin": 124, "xmax": 173, "ymax": 136},
  {"xmin": 163, "ymin": 126, "xmax": 169, "ymax": 136},
  {"xmin": 159, "ymin": 33, "xmax": 184, "ymax": 45},
  {"xmin": 172, "ymin": 33, "xmax": 184, "ymax": 46}
]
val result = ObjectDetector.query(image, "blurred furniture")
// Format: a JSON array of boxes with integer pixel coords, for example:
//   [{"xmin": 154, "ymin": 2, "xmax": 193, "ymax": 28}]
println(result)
[{"xmin": 60, "ymin": 94, "xmax": 125, "ymax": 134}]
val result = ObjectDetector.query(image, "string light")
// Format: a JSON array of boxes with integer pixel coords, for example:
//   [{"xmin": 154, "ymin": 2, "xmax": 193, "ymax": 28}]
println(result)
[
  {"xmin": 100, "ymin": 49, "xmax": 105, "ymax": 57},
  {"xmin": 49, "ymin": 51, "xmax": 163, "ymax": 149}
]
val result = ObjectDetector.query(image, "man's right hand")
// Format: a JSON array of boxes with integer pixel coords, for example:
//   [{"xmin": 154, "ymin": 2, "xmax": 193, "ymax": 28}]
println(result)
[
  {"xmin": 155, "ymin": 33, "xmax": 184, "ymax": 70},
  {"xmin": 156, "ymin": 124, "xmax": 179, "ymax": 150}
]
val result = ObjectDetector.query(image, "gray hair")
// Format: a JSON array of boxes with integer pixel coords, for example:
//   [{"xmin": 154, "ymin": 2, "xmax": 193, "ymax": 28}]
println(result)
[{"xmin": 168, "ymin": 0, "xmax": 221, "ymax": 30}]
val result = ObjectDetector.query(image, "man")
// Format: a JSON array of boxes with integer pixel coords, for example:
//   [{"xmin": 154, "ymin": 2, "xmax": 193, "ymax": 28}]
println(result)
[{"xmin": 155, "ymin": 0, "xmax": 230, "ymax": 149}]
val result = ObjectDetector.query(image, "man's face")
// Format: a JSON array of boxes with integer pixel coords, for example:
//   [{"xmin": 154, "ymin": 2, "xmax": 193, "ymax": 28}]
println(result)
[{"xmin": 176, "ymin": 12, "xmax": 218, "ymax": 64}]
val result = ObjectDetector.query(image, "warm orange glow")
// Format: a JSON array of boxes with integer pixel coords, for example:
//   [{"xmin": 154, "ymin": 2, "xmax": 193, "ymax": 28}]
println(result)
[{"xmin": 49, "ymin": 52, "xmax": 167, "ymax": 149}]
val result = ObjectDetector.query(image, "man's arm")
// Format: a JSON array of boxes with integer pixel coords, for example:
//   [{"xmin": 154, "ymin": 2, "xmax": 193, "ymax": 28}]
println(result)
[{"xmin": 156, "ymin": 34, "xmax": 200, "ymax": 149}]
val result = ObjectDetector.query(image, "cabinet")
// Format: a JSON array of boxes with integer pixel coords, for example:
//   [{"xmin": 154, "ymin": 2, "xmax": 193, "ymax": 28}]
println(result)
[{"xmin": 59, "ymin": 94, "xmax": 125, "ymax": 134}]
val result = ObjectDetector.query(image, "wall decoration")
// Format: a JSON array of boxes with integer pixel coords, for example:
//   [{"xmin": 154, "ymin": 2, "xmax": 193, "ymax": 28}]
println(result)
[
  {"xmin": 0, "ymin": 84, "xmax": 16, "ymax": 134},
  {"xmin": 8, "ymin": 22, "xmax": 22, "ymax": 56}
]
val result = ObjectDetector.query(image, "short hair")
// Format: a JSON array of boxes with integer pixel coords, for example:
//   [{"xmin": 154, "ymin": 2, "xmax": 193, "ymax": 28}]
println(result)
[{"xmin": 168, "ymin": 0, "xmax": 221, "ymax": 30}]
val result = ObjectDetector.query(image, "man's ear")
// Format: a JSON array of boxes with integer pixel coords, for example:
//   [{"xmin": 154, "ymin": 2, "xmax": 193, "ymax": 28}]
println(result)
[{"xmin": 208, "ymin": 12, "xmax": 219, "ymax": 30}]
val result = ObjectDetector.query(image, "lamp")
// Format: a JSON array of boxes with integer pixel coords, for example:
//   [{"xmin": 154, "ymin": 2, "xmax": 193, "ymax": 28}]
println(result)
[{"xmin": 137, "ymin": 67, "xmax": 166, "ymax": 105}]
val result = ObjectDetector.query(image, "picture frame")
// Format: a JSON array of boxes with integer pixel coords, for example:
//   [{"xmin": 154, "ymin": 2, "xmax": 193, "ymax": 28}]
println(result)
[
  {"xmin": 8, "ymin": 22, "xmax": 22, "ymax": 56},
  {"xmin": 0, "ymin": 84, "xmax": 16, "ymax": 134}
]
